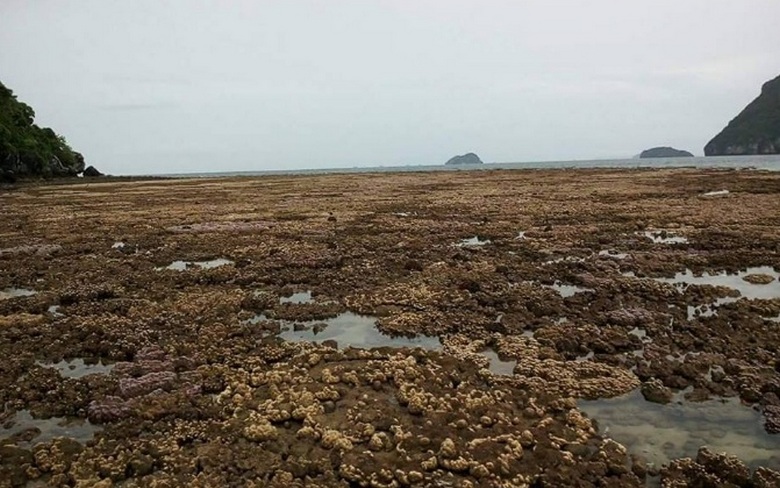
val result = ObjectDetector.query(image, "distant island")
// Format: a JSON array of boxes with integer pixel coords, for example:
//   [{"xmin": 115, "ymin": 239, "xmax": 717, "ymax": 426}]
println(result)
[
  {"xmin": 445, "ymin": 152, "xmax": 483, "ymax": 165},
  {"xmin": 704, "ymin": 74, "xmax": 780, "ymax": 156},
  {"xmin": 0, "ymin": 80, "xmax": 97, "ymax": 181},
  {"xmin": 639, "ymin": 147, "xmax": 694, "ymax": 158}
]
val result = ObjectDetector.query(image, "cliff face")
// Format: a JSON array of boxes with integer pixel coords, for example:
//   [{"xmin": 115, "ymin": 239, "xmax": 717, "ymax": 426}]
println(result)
[
  {"xmin": 0, "ymin": 81, "xmax": 85, "ymax": 179},
  {"xmin": 639, "ymin": 147, "xmax": 694, "ymax": 158},
  {"xmin": 704, "ymin": 75, "xmax": 780, "ymax": 156}
]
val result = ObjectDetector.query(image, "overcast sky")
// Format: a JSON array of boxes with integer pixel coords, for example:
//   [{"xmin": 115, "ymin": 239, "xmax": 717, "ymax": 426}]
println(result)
[{"xmin": 1, "ymin": 1, "xmax": 779, "ymax": 175}]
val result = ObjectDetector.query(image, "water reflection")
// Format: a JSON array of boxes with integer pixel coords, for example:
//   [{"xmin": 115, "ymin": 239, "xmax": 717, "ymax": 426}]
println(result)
[{"xmin": 580, "ymin": 390, "xmax": 780, "ymax": 470}]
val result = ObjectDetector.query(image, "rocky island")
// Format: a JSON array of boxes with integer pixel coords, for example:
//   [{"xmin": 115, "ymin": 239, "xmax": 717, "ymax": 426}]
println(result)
[
  {"xmin": 0, "ymin": 80, "xmax": 93, "ymax": 181},
  {"xmin": 445, "ymin": 152, "xmax": 483, "ymax": 165},
  {"xmin": 704, "ymin": 74, "xmax": 780, "ymax": 156},
  {"xmin": 639, "ymin": 147, "xmax": 694, "ymax": 158}
]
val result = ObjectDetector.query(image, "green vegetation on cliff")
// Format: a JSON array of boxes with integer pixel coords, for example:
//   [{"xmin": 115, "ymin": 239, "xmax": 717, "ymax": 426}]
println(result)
[
  {"xmin": 0, "ymin": 81, "xmax": 85, "ymax": 179},
  {"xmin": 704, "ymin": 74, "xmax": 780, "ymax": 156}
]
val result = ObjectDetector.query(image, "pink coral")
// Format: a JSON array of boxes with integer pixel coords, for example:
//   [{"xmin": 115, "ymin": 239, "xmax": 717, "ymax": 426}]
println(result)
[
  {"xmin": 119, "ymin": 371, "xmax": 176, "ymax": 398},
  {"xmin": 87, "ymin": 396, "xmax": 132, "ymax": 423}
]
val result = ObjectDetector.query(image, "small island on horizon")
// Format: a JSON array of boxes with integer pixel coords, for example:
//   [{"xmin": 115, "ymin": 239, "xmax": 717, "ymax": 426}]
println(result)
[
  {"xmin": 639, "ymin": 147, "xmax": 694, "ymax": 159},
  {"xmin": 445, "ymin": 153, "xmax": 483, "ymax": 165}
]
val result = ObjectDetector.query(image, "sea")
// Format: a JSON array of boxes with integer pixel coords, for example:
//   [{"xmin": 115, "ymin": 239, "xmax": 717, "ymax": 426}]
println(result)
[{"xmin": 159, "ymin": 155, "xmax": 780, "ymax": 178}]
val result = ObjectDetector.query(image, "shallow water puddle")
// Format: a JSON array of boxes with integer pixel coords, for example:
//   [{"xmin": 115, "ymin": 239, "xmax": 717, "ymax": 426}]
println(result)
[
  {"xmin": 664, "ymin": 351, "xmax": 702, "ymax": 362},
  {"xmin": 628, "ymin": 327, "xmax": 648, "ymax": 340},
  {"xmin": 579, "ymin": 390, "xmax": 780, "ymax": 470},
  {"xmin": 456, "ymin": 236, "xmax": 490, "ymax": 247},
  {"xmin": 547, "ymin": 282, "xmax": 593, "ymax": 298},
  {"xmin": 543, "ymin": 256, "xmax": 586, "ymax": 265},
  {"xmin": 701, "ymin": 189, "xmax": 729, "ymax": 197},
  {"xmin": 0, "ymin": 288, "xmax": 36, "ymax": 300},
  {"xmin": 686, "ymin": 297, "xmax": 738, "ymax": 320},
  {"xmin": 0, "ymin": 410, "xmax": 101, "ymax": 447},
  {"xmin": 279, "ymin": 312, "xmax": 442, "ymax": 350},
  {"xmin": 280, "ymin": 291, "xmax": 313, "ymax": 304},
  {"xmin": 575, "ymin": 351, "xmax": 595, "ymax": 362},
  {"xmin": 158, "ymin": 258, "xmax": 233, "ymax": 271},
  {"xmin": 38, "ymin": 358, "xmax": 114, "ymax": 379},
  {"xmin": 655, "ymin": 266, "xmax": 780, "ymax": 301},
  {"xmin": 627, "ymin": 267, "xmax": 780, "ymax": 319},
  {"xmin": 598, "ymin": 249, "xmax": 628, "ymax": 259},
  {"xmin": 641, "ymin": 231, "xmax": 688, "ymax": 244},
  {"xmin": 479, "ymin": 348, "xmax": 516, "ymax": 375}
]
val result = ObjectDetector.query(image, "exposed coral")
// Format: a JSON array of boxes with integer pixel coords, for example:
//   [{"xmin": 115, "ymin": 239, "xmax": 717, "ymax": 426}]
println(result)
[{"xmin": 1, "ymin": 168, "xmax": 780, "ymax": 485}]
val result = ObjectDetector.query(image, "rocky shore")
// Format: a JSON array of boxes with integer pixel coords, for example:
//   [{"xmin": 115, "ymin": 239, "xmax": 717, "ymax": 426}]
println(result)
[{"xmin": 1, "ymin": 168, "xmax": 780, "ymax": 486}]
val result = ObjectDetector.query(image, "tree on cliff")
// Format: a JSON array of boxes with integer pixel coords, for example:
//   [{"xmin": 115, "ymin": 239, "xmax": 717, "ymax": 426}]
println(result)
[{"xmin": 0, "ymin": 81, "xmax": 85, "ymax": 178}]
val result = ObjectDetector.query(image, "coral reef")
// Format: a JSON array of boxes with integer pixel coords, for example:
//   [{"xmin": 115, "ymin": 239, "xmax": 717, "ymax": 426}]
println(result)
[{"xmin": 1, "ymin": 168, "xmax": 780, "ymax": 485}]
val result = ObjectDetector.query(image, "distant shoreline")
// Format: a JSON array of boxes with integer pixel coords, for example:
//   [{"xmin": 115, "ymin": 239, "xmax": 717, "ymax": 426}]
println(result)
[
  {"xmin": 4, "ymin": 155, "xmax": 779, "ymax": 187},
  {"xmin": 151, "ymin": 154, "xmax": 780, "ymax": 178}
]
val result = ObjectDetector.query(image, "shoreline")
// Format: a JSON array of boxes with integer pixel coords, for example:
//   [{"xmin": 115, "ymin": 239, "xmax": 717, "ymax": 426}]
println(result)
[{"xmin": 1, "ymin": 163, "xmax": 770, "ymax": 191}]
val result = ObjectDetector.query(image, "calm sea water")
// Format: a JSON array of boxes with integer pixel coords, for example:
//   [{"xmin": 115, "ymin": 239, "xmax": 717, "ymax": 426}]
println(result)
[{"xmin": 160, "ymin": 155, "xmax": 780, "ymax": 178}]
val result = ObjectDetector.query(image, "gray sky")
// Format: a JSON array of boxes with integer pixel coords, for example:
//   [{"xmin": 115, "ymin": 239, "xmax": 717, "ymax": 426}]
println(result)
[{"xmin": 2, "ymin": 1, "xmax": 779, "ymax": 175}]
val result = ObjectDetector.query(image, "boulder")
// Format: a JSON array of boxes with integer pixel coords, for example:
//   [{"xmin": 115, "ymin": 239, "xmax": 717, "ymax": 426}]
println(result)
[
  {"xmin": 640, "ymin": 378, "xmax": 673, "ymax": 404},
  {"xmin": 83, "ymin": 165, "xmax": 104, "ymax": 177},
  {"xmin": 0, "ymin": 169, "xmax": 16, "ymax": 184}
]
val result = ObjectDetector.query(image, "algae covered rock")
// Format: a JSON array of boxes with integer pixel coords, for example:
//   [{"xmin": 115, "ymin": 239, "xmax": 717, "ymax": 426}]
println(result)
[{"xmin": 640, "ymin": 378, "xmax": 673, "ymax": 404}]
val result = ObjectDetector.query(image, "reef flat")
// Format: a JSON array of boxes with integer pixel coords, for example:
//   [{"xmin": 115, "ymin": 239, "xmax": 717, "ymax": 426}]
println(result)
[{"xmin": 1, "ymin": 167, "xmax": 780, "ymax": 487}]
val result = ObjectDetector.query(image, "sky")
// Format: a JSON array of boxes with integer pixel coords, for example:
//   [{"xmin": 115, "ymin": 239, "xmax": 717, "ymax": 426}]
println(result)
[{"xmin": 1, "ymin": 1, "xmax": 779, "ymax": 175}]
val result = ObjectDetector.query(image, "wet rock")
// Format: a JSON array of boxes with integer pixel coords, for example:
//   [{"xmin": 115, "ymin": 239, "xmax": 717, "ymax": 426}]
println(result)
[
  {"xmin": 661, "ymin": 457, "xmax": 721, "ymax": 486},
  {"xmin": 127, "ymin": 453, "xmax": 155, "ymax": 477},
  {"xmin": 741, "ymin": 387, "xmax": 763, "ymax": 403},
  {"xmin": 0, "ymin": 445, "xmax": 32, "ymax": 486},
  {"xmin": 695, "ymin": 447, "xmax": 751, "ymax": 486},
  {"xmin": 760, "ymin": 392, "xmax": 780, "ymax": 406},
  {"xmin": 743, "ymin": 273, "xmax": 775, "ymax": 285},
  {"xmin": 660, "ymin": 447, "xmax": 763, "ymax": 487},
  {"xmin": 88, "ymin": 396, "xmax": 132, "ymax": 423},
  {"xmin": 763, "ymin": 405, "xmax": 780, "ymax": 434},
  {"xmin": 119, "ymin": 371, "xmax": 176, "ymax": 398},
  {"xmin": 640, "ymin": 379, "xmax": 673, "ymax": 404},
  {"xmin": 596, "ymin": 439, "xmax": 631, "ymax": 476},
  {"xmin": 605, "ymin": 307, "xmax": 655, "ymax": 327},
  {"xmin": 630, "ymin": 454, "xmax": 648, "ymax": 479},
  {"xmin": 710, "ymin": 368, "xmax": 726, "ymax": 383},
  {"xmin": 82, "ymin": 165, "xmax": 104, "ymax": 177},
  {"xmin": 753, "ymin": 467, "xmax": 780, "ymax": 487}
]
